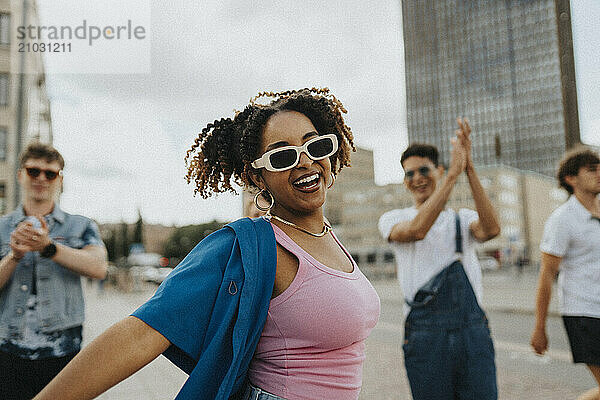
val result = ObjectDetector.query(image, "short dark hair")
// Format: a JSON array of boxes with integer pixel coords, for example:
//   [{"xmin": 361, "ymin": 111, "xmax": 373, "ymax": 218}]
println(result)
[
  {"xmin": 401, "ymin": 143, "xmax": 439, "ymax": 168},
  {"xmin": 557, "ymin": 146, "xmax": 599, "ymax": 194},
  {"xmin": 19, "ymin": 142, "xmax": 65, "ymax": 170}
]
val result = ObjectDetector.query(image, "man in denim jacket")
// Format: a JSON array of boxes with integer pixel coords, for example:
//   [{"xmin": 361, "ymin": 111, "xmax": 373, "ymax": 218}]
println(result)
[{"xmin": 0, "ymin": 142, "xmax": 107, "ymax": 399}]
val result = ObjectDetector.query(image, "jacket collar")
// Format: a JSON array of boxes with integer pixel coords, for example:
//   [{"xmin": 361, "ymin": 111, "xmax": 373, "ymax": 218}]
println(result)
[{"xmin": 10, "ymin": 203, "xmax": 65, "ymax": 227}]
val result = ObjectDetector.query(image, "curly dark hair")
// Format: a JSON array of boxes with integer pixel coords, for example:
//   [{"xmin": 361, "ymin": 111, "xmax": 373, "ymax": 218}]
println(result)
[
  {"xmin": 557, "ymin": 146, "xmax": 600, "ymax": 194},
  {"xmin": 185, "ymin": 88, "xmax": 356, "ymax": 198}
]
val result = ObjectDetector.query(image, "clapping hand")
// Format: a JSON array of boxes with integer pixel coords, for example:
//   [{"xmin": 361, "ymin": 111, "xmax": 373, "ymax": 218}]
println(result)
[
  {"xmin": 10, "ymin": 217, "xmax": 51, "ymax": 259},
  {"xmin": 456, "ymin": 117, "xmax": 473, "ymax": 169},
  {"xmin": 448, "ymin": 121, "xmax": 468, "ymax": 179}
]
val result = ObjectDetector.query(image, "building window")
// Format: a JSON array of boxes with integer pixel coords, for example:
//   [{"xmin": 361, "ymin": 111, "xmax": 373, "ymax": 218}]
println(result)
[
  {"xmin": 366, "ymin": 253, "xmax": 377, "ymax": 263},
  {"xmin": 0, "ymin": 74, "xmax": 8, "ymax": 106},
  {"xmin": 500, "ymin": 208, "xmax": 519, "ymax": 222},
  {"xmin": 0, "ymin": 184, "xmax": 5, "ymax": 214},
  {"xmin": 384, "ymin": 252, "xmax": 395, "ymax": 263},
  {"xmin": 0, "ymin": 13, "xmax": 9, "ymax": 45},
  {"xmin": 0, "ymin": 127, "xmax": 6, "ymax": 160},
  {"xmin": 499, "ymin": 174, "xmax": 518, "ymax": 188},
  {"xmin": 499, "ymin": 190, "xmax": 518, "ymax": 205}
]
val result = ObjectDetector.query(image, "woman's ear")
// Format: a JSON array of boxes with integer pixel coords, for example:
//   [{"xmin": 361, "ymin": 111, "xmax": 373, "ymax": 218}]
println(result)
[{"xmin": 249, "ymin": 168, "xmax": 265, "ymax": 191}]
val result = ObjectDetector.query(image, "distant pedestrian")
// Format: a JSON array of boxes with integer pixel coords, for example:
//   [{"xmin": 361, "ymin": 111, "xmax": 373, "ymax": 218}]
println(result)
[
  {"xmin": 34, "ymin": 88, "xmax": 380, "ymax": 400},
  {"xmin": 97, "ymin": 275, "xmax": 106, "ymax": 294},
  {"xmin": 531, "ymin": 147, "xmax": 600, "ymax": 400},
  {"xmin": 378, "ymin": 118, "xmax": 500, "ymax": 400},
  {"xmin": 0, "ymin": 142, "xmax": 108, "ymax": 400}
]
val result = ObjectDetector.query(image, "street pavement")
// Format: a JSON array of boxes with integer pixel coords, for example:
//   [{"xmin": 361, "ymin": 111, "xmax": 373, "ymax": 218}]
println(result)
[{"xmin": 80, "ymin": 268, "xmax": 597, "ymax": 399}]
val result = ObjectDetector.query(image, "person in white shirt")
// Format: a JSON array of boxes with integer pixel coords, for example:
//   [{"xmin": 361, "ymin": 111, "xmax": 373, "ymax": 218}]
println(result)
[
  {"xmin": 378, "ymin": 118, "xmax": 500, "ymax": 400},
  {"xmin": 531, "ymin": 147, "xmax": 600, "ymax": 400}
]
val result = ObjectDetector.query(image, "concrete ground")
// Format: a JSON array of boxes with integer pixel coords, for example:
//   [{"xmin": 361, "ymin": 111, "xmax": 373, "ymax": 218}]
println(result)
[{"xmin": 79, "ymin": 268, "xmax": 596, "ymax": 399}]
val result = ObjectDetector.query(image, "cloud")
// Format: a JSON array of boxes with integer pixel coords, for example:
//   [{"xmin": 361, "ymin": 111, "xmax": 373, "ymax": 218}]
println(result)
[
  {"xmin": 37, "ymin": 0, "xmax": 600, "ymax": 226},
  {"xmin": 581, "ymin": 118, "xmax": 600, "ymax": 146},
  {"xmin": 40, "ymin": 0, "xmax": 407, "ymax": 224},
  {"xmin": 69, "ymin": 163, "xmax": 134, "ymax": 180}
]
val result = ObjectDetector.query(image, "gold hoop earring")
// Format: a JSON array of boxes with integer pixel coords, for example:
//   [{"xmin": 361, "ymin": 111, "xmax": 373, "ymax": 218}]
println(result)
[
  {"xmin": 254, "ymin": 189, "xmax": 274, "ymax": 212},
  {"xmin": 327, "ymin": 173, "xmax": 336, "ymax": 189}
]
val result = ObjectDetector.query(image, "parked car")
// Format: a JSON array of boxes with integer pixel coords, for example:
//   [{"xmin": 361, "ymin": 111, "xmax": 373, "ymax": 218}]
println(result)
[
  {"xmin": 479, "ymin": 256, "xmax": 500, "ymax": 271},
  {"xmin": 128, "ymin": 252, "xmax": 162, "ymax": 267},
  {"xmin": 142, "ymin": 266, "xmax": 173, "ymax": 284}
]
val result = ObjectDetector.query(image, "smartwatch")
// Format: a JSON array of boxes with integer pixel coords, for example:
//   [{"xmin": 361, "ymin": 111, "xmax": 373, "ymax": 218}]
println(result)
[{"xmin": 40, "ymin": 241, "xmax": 57, "ymax": 258}]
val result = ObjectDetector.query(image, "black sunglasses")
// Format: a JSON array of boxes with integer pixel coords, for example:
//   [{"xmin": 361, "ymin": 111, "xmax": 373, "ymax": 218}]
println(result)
[
  {"xmin": 24, "ymin": 167, "xmax": 62, "ymax": 181},
  {"xmin": 405, "ymin": 166, "xmax": 432, "ymax": 180}
]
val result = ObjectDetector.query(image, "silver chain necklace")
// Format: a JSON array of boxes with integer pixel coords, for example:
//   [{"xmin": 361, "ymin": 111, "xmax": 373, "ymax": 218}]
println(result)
[{"xmin": 265, "ymin": 212, "xmax": 331, "ymax": 237}]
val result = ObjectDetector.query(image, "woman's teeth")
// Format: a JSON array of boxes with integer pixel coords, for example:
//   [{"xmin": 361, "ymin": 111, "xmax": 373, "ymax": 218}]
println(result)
[{"xmin": 293, "ymin": 173, "xmax": 320, "ymax": 189}]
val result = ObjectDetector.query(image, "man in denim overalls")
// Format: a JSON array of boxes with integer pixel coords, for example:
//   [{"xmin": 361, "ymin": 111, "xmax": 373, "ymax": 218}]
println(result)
[
  {"xmin": 0, "ymin": 142, "xmax": 108, "ymax": 399},
  {"xmin": 379, "ymin": 119, "xmax": 500, "ymax": 399}
]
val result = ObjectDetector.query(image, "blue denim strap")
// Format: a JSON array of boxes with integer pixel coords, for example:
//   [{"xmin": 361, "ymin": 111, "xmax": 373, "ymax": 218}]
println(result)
[
  {"xmin": 405, "ymin": 264, "xmax": 452, "ymax": 308},
  {"xmin": 455, "ymin": 212, "xmax": 462, "ymax": 254},
  {"xmin": 406, "ymin": 212, "xmax": 462, "ymax": 308}
]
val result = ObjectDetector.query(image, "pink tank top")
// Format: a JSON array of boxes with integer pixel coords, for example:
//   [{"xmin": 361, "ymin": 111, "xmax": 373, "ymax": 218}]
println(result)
[{"xmin": 247, "ymin": 222, "xmax": 380, "ymax": 400}]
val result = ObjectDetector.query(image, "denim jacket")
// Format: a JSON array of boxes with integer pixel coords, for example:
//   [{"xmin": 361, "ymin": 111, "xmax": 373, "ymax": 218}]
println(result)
[{"xmin": 0, "ymin": 205, "xmax": 105, "ymax": 340}]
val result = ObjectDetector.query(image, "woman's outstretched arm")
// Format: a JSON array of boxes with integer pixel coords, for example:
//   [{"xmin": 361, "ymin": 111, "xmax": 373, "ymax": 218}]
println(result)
[{"xmin": 34, "ymin": 316, "xmax": 170, "ymax": 400}]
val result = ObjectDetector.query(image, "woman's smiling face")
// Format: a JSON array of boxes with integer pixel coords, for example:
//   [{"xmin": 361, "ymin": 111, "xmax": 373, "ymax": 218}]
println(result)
[{"xmin": 253, "ymin": 110, "xmax": 332, "ymax": 215}]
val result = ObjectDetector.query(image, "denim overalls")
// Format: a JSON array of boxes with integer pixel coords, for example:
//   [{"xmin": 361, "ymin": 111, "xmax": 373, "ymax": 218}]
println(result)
[{"xmin": 402, "ymin": 214, "xmax": 497, "ymax": 400}]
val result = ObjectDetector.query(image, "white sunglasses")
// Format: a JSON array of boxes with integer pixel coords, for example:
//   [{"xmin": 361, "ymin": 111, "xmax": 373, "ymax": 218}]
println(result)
[{"xmin": 251, "ymin": 134, "xmax": 338, "ymax": 172}]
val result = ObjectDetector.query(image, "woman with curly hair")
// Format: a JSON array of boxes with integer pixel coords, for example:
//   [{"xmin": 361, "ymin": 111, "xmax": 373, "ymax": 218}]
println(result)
[{"xmin": 35, "ymin": 88, "xmax": 380, "ymax": 400}]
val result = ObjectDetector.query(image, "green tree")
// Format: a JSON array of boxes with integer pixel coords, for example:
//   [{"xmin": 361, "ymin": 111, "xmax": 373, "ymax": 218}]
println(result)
[
  {"xmin": 103, "ymin": 228, "xmax": 117, "ymax": 262},
  {"xmin": 119, "ymin": 221, "xmax": 129, "ymax": 259},
  {"xmin": 163, "ymin": 220, "xmax": 224, "ymax": 260},
  {"xmin": 132, "ymin": 209, "xmax": 144, "ymax": 245}
]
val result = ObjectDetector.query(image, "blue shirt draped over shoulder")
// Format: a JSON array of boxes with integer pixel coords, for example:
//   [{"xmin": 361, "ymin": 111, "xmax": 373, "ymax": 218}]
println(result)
[{"xmin": 131, "ymin": 217, "xmax": 276, "ymax": 400}]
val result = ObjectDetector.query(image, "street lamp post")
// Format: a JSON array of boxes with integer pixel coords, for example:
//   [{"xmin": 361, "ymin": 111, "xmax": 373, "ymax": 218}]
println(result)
[
  {"xmin": 555, "ymin": 0, "xmax": 581, "ymax": 149},
  {"xmin": 13, "ymin": 0, "xmax": 28, "ymax": 208}
]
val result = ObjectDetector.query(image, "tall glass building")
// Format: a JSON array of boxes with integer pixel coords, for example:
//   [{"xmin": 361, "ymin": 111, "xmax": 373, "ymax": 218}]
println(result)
[{"xmin": 401, "ymin": 0, "xmax": 579, "ymax": 176}]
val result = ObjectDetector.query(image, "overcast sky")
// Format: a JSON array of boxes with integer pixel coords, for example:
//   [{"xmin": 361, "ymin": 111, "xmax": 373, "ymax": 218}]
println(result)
[{"xmin": 35, "ymin": 1, "xmax": 598, "ymax": 226}]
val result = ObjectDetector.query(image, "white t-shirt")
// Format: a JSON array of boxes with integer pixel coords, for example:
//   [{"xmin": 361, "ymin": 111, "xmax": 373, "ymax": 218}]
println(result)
[
  {"xmin": 540, "ymin": 195, "xmax": 600, "ymax": 318},
  {"xmin": 378, "ymin": 207, "xmax": 482, "ymax": 316}
]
